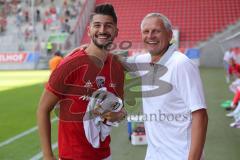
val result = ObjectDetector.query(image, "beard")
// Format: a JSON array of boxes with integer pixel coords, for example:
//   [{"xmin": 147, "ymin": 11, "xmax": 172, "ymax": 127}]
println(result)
[
  {"xmin": 91, "ymin": 33, "xmax": 114, "ymax": 50},
  {"xmin": 92, "ymin": 38, "xmax": 113, "ymax": 50}
]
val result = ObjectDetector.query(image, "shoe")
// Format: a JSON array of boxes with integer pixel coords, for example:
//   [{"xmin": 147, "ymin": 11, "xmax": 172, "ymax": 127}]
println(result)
[
  {"xmin": 230, "ymin": 121, "xmax": 240, "ymax": 128},
  {"xmin": 226, "ymin": 111, "xmax": 236, "ymax": 117},
  {"xmin": 225, "ymin": 107, "xmax": 234, "ymax": 111},
  {"xmin": 220, "ymin": 100, "xmax": 232, "ymax": 109},
  {"xmin": 233, "ymin": 111, "xmax": 240, "ymax": 120}
]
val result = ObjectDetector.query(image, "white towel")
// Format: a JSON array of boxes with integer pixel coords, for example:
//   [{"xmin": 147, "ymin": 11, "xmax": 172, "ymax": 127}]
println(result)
[{"xmin": 83, "ymin": 88, "xmax": 123, "ymax": 148}]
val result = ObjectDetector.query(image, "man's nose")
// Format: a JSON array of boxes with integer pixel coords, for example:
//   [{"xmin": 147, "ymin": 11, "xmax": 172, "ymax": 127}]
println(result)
[
  {"xmin": 99, "ymin": 25, "xmax": 106, "ymax": 33},
  {"xmin": 147, "ymin": 31, "xmax": 154, "ymax": 38}
]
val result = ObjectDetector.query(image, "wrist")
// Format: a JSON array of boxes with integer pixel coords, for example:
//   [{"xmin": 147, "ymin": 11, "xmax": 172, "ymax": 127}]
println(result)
[
  {"xmin": 43, "ymin": 155, "xmax": 56, "ymax": 160},
  {"xmin": 119, "ymin": 109, "xmax": 127, "ymax": 121},
  {"xmin": 43, "ymin": 152, "xmax": 55, "ymax": 160}
]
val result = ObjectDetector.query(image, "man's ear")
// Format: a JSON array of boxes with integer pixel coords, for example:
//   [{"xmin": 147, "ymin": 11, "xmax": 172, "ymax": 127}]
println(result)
[
  {"xmin": 87, "ymin": 25, "xmax": 91, "ymax": 36},
  {"xmin": 168, "ymin": 30, "xmax": 173, "ymax": 42},
  {"xmin": 115, "ymin": 28, "xmax": 119, "ymax": 38}
]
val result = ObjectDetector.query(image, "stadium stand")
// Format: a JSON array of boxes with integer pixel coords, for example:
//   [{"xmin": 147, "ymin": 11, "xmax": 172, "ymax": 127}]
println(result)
[
  {"xmin": 80, "ymin": 0, "xmax": 240, "ymax": 50},
  {"xmin": 0, "ymin": 0, "xmax": 85, "ymax": 69}
]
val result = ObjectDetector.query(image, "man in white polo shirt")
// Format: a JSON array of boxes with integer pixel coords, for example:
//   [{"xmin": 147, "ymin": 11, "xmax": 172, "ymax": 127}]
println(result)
[{"xmin": 126, "ymin": 13, "xmax": 208, "ymax": 160}]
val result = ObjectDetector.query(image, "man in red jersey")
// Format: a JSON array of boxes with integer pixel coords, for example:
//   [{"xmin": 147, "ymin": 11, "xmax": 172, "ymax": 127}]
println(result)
[{"xmin": 37, "ymin": 4, "xmax": 127, "ymax": 160}]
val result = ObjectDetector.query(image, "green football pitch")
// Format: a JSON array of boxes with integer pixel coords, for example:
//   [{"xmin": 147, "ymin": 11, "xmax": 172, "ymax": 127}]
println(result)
[{"xmin": 0, "ymin": 68, "xmax": 240, "ymax": 160}]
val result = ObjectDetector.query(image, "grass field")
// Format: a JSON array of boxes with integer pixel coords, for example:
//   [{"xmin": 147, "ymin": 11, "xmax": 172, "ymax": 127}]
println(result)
[
  {"xmin": 0, "ymin": 71, "xmax": 50, "ymax": 92},
  {"xmin": 0, "ymin": 68, "xmax": 240, "ymax": 160}
]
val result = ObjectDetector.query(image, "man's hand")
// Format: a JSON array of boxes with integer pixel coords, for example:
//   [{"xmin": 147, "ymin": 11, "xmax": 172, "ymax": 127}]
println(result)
[
  {"xmin": 89, "ymin": 88, "xmax": 127, "ymax": 123},
  {"xmin": 91, "ymin": 88, "xmax": 123, "ymax": 114},
  {"xmin": 101, "ymin": 108, "xmax": 127, "ymax": 122}
]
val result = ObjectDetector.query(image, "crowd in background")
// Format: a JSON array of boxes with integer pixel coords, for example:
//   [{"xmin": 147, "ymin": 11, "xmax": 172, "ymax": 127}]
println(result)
[{"xmin": 0, "ymin": 0, "xmax": 84, "ymax": 55}]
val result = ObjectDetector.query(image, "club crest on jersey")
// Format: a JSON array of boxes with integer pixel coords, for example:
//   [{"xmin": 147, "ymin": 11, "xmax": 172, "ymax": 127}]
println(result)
[{"xmin": 96, "ymin": 76, "xmax": 105, "ymax": 88}]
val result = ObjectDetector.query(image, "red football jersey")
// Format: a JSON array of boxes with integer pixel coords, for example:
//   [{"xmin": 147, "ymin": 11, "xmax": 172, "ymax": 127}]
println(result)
[{"xmin": 46, "ymin": 49, "xmax": 124, "ymax": 159}]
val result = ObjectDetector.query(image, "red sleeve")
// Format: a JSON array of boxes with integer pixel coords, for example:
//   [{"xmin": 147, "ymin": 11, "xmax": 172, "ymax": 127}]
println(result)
[
  {"xmin": 45, "ymin": 82, "xmax": 63, "ymax": 99},
  {"xmin": 233, "ymin": 89, "xmax": 240, "ymax": 105},
  {"xmin": 229, "ymin": 66, "xmax": 233, "ymax": 75},
  {"xmin": 46, "ymin": 56, "xmax": 79, "ymax": 99},
  {"xmin": 45, "ymin": 49, "xmax": 81, "ymax": 99},
  {"xmin": 46, "ymin": 50, "xmax": 97, "ymax": 99},
  {"xmin": 235, "ymin": 64, "xmax": 240, "ymax": 74}
]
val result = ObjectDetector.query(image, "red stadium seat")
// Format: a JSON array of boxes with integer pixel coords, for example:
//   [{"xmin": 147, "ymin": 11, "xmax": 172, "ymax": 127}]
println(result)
[{"xmin": 81, "ymin": 0, "xmax": 240, "ymax": 49}]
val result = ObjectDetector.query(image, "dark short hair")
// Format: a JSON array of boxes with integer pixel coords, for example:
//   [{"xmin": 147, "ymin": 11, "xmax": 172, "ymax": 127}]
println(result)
[
  {"xmin": 90, "ymin": 3, "xmax": 117, "ymax": 24},
  {"xmin": 54, "ymin": 51, "xmax": 62, "ymax": 56}
]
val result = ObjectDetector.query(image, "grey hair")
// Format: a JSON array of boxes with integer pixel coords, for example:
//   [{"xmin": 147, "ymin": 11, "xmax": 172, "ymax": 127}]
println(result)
[{"xmin": 140, "ymin": 13, "xmax": 172, "ymax": 31}]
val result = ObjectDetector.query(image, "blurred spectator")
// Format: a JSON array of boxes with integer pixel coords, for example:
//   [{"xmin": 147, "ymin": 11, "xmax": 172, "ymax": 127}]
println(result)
[
  {"xmin": 0, "ymin": 16, "xmax": 7, "ymax": 33},
  {"xmin": 40, "ymin": 39, "xmax": 46, "ymax": 54},
  {"xmin": 61, "ymin": 18, "xmax": 71, "ymax": 33},
  {"xmin": 24, "ymin": 8, "xmax": 29, "ymax": 23},
  {"xmin": 228, "ymin": 57, "xmax": 240, "ymax": 93},
  {"xmin": 224, "ymin": 49, "xmax": 234, "ymax": 83},
  {"xmin": 65, "ymin": 9, "xmax": 71, "ymax": 18},
  {"xmin": 24, "ymin": 27, "xmax": 30, "ymax": 41},
  {"xmin": 35, "ymin": 39, "xmax": 41, "ymax": 52},
  {"xmin": 16, "ymin": 9, "xmax": 23, "ymax": 27},
  {"xmin": 3, "ymin": 1, "xmax": 11, "ymax": 16},
  {"xmin": 35, "ymin": 8, "xmax": 41, "ymax": 23},
  {"xmin": 42, "ymin": 15, "xmax": 52, "ymax": 31},
  {"xmin": 48, "ymin": 50, "xmax": 63, "ymax": 71},
  {"xmin": 63, "ymin": 0, "xmax": 68, "ymax": 8},
  {"xmin": 18, "ymin": 42, "xmax": 25, "ymax": 51},
  {"xmin": 46, "ymin": 41, "xmax": 53, "ymax": 55},
  {"xmin": 16, "ymin": 3, "xmax": 22, "ymax": 13},
  {"xmin": 42, "ymin": 16, "xmax": 48, "ymax": 31},
  {"xmin": 24, "ymin": 23, "xmax": 33, "ymax": 41},
  {"xmin": 49, "ymin": 5, "xmax": 56, "ymax": 15},
  {"xmin": 68, "ymin": 3, "xmax": 78, "ymax": 18}
]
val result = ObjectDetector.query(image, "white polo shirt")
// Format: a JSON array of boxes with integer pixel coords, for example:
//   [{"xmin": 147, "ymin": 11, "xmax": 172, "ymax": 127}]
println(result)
[{"xmin": 127, "ymin": 44, "xmax": 206, "ymax": 160}]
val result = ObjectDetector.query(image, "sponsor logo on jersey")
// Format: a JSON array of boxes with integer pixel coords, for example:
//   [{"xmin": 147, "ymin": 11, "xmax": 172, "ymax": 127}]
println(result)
[{"xmin": 109, "ymin": 83, "xmax": 116, "ymax": 88}]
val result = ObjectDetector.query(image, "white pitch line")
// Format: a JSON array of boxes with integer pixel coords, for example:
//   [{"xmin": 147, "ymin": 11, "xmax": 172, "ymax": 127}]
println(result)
[
  {"xmin": 0, "ymin": 117, "xmax": 58, "ymax": 148},
  {"xmin": 30, "ymin": 142, "xmax": 58, "ymax": 160}
]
